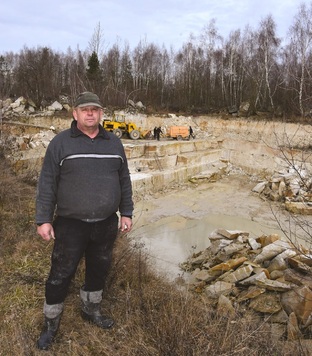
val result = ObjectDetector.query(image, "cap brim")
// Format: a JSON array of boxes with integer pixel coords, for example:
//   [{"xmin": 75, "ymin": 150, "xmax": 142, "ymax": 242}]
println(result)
[{"xmin": 76, "ymin": 102, "xmax": 103, "ymax": 108}]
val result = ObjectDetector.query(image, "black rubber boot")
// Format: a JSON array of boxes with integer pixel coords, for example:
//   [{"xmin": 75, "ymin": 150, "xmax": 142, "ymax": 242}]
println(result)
[
  {"xmin": 81, "ymin": 303, "xmax": 114, "ymax": 329},
  {"xmin": 80, "ymin": 288, "xmax": 114, "ymax": 329},
  {"xmin": 37, "ymin": 314, "xmax": 61, "ymax": 350}
]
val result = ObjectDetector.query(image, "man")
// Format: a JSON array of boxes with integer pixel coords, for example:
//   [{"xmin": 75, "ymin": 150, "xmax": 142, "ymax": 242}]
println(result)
[
  {"xmin": 35, "ymin": 91, "xmax": 133, "ymax": 350},
  {"xmin": 155, "ymin": 126, "xmax": 162, "ymax": 141},
  {"xmin": 189, "ymin": 126, "xmax": 195, "ymax": 139}
]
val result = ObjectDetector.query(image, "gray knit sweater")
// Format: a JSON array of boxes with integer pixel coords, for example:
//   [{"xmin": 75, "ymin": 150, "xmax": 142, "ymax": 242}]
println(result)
[{"xmin": 35, "ymin": 121, "xmax": 133, "ymax": 224}]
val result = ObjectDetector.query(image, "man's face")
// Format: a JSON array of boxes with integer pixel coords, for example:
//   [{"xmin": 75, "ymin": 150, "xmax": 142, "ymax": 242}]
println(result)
[{"xmin": 73, "ymin": 106, "xmax": 102, "ymax": 131}]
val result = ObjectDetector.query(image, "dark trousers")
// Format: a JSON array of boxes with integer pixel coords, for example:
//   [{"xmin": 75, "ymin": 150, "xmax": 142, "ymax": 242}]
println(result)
[{"xmin": 45, "ymin": 214, "xmax": 118, "ymax": 305}]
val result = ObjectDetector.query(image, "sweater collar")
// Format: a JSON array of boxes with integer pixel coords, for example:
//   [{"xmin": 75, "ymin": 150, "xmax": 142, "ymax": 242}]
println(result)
[{"xmin": 70, "ymin": 120, "xmax": 110, "ymax": 139}]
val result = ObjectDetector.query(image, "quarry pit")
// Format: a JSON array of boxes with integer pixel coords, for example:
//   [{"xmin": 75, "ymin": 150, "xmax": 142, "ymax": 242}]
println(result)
[{"xmin": 4, "ymin": 114, "xmax": 312, "ymax": 280}]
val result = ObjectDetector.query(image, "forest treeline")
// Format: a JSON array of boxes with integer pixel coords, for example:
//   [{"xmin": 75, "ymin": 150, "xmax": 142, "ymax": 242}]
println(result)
[{"xmin": 1, "ymin": 3, "xmax": 312, "ymax": 118}]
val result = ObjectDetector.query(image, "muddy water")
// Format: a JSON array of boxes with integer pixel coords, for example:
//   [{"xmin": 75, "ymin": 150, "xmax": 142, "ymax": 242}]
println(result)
[{"xmin": 131, "ymin": 212, "xmax": 284, "ymax": 281}]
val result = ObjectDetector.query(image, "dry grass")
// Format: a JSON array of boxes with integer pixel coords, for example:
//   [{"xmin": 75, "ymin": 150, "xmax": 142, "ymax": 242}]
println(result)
[{"xmin": 0, "ymin": 154, "xmax": 306, "ymax": 356}]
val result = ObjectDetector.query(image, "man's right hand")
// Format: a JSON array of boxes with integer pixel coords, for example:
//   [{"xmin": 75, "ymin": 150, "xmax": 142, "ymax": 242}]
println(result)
[{"xmin": 37, "ymin": 223, "xmax": 55, "ymax": 241}]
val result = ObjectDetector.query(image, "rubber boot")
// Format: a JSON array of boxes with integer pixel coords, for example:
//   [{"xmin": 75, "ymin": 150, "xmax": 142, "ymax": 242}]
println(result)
[
  {"xmin": 80, "ymin": 288, "xmax": 114, "ymax": 329},
  {"xmin": 37, "ymin": 302, "xmax": 63, "ymax": 350}
]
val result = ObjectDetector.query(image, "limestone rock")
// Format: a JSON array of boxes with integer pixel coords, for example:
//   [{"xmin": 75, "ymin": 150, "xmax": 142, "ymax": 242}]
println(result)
[
  {"xmin": 253, "ymin": 166, "xmax": 312, "ymax": 213},
  {"xmin": 252, "ymin": 181, "xmax": 267, "ymax": 194},
  {"xmin": 217, "ymin": 294, "xmax": 235, "ymax": 316},
  {"xmin": 236, "ymin": 286, "xmax": 266, "ymax": 302},
  {"xmin": 210, "ymin": 239, "xmax": 232, "ymax": 254},
  {"xmin": 256, "ymin": 234, "xmax": 280, "ymax": 247},
  {"xmin": 209, "ymin": 256, "xmax": 247, "ymax": 272},
  {"xmin": 215, "ymin": 228, "xmax": 249, "ymax": 239},
  {"xmin": 205, "ymin": 281, "xmax": 233, "ymax": 298},
  {"xmin": 239, "ymin": 271, "xmax": 267, "ymax": 286},
  {"xmin": 295, "ymin": 254, "xmax": 312, "ymax": 267},
  {"xmin": 217, "ymin": 242, "xmax": 247, "ymax": 259},
  {"xmin": 285, "ymin": 201, "xmax": 312, "ymax": 215},
  {"xmin": 181, "ymin": 226, "xmax": 312, "ymax": 337},
  {"xmin": 249, "ymin": 293, "xmax": 282, "ymax": 314},
  {"xmin": 270, "ymin": 270, "xmax": 285, "ymax": 280},
  {"xmin": 13, "ymin": 105, "xmax": 25, "ymax": 113},
  {"xmin": 278, "ymin": 180, "xmax": 286, "ymax": 196},
  {"xmin": 192, "ymin": 268, "xmax": 221, "ymax": 282},
  {"xmin": 281, "ymin": 285, "xmax": 312, "ymax": 327},
  {"xmin": 247, "ymin": 237, "xmax": 262, "ymax": 250},
  {"xmin": 283, "ymin": 268, "xmax": 312, "ymax": 288},
  {"xmin": 288, "ymin": 256, "xmax": 312, "ymax": 273},
  {"xmin": 253, "ymin": 240, "xmax": 292, "ymax": 264},
  {"xmin": 266, "ymin": 309, "xmax": 289, "ymax": 324},
  {"xmin": 287, "ymin": 312, "xmax": 303, "ymax": 340},
  {"xmin": 50, "ymin": 101, "xmax": 63, "ymax": 111},
  {"xmin": 255, "ymin": 277, "xmax": 294, "ymax": 292},
  {"xmin": 188, "ymin": 252, "xmax": 209, "ymax": 266},
  {"xmin": 222, "ymin": 264, "xmax": 253, "ymax": 283},
  {"xmin": 267, "ymin": 248, "xmax": 297, "ymax": 273}
]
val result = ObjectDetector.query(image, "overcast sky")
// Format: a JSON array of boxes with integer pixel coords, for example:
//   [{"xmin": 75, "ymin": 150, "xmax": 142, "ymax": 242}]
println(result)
[{"xmin": 0, "ymin": 0, "xmax": 309, "ymax": 54}]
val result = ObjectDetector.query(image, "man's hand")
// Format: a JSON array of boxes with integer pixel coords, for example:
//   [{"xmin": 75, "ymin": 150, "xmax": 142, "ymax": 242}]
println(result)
[
  {"xmin": 37, "ymin": 223, "xmax": 55, "ymax": 241},
  {"xmin": 119, "ymin": 216, "xmax": 132, "ymax": 233}
]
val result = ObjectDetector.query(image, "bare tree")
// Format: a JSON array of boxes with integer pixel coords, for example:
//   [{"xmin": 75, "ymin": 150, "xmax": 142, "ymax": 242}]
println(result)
[
  {"xmin": 88, "ymin": 22, "xmax": 105, "ymax": 57},
  {"xmin": 0, "ymin": 53, "xmax": 14, "ymax": 97},
  {"xmin": 158, "ymin": 46, "xmax": 173, "ymax": 108},
  {"xmin": 132, "ymin": 39, "xmax": 163, "ymax": 105},
  {"xmin": 222, "ymin": 29, "xmax": 243, "ymax": 110},
  {"xmin": 101, "ymin": 43, "xmax": 123, "ymax": 105},
  {"xmin": 200, "ymin": 19, "xmax": 224, "ymax": 109},
  {"xmin": 257, "ymin": 15, "xmax": 281, "ymax": 113},
  {"xmin": 120, "ymin": 44, "xmax": 134, "ymax": 105},
  {"xmin": 286, "ymin": 3, "xmax": 312, "ymax": 116},
  {"xmin": 174, "ymin": 38, "xmax": 197, "ymax": 109},
  {"xmin": 13, "ymin": 46, "xmax": 63, "ymax": 105}
]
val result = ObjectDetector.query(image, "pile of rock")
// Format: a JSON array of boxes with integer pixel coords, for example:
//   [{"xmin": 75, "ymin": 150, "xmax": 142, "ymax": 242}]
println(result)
[
  {"xmin": 181, "ymin": 228, "xmax": 312, "ymax": 340},
  {"xmin": 252, "ymin": 166, "xmax": 312, "ymax": 214},
  {"xmin": 1, "ymin": 96, "xmax": 147, "ymax": 119},
  {"xmin": 1, "ymin": 96, "xmax": 71, "ymax": 118}
]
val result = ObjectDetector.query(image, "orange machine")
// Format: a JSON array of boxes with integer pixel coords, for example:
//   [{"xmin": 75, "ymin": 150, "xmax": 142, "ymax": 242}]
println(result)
[{"xmin": 168, "ymin": 126, "xmax": 190, "ymax": 140}]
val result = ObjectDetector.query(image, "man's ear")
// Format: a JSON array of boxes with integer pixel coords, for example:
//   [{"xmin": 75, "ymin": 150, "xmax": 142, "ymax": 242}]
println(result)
[{"xmin": 73, "ymin": 109, "xmax": 78, "ymax": 121}]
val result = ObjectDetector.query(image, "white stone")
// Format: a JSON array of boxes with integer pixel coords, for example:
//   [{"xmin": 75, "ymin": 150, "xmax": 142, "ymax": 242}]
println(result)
[
  {"xmin": 253, "ymin": 240, "xmax": 292, "ymax": 264},
  {"xmin": 248, "ymin": 237, "xmax": 262, "ymax": 250},
  {"xmin": 252, "ymin": 181, "xmax": 267, "ymax": 193},
  {"xmin": 50, "ymin": 101, "xmax": 63, "ymax": 110},
  {"xmin": 205, "ymin": 281, "xmax": 233, "ymax": 298}
]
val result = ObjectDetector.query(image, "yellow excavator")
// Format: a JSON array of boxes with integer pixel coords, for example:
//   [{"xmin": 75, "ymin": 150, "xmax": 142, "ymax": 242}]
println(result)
[{"xmin": 103, "ymin": 113, "xmax": 147, "ymax": 140}]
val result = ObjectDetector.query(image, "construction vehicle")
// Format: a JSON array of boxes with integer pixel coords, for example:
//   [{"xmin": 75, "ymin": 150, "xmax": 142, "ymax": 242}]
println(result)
[
  {"xmin": 167, "ymin": 126, "xmax": 190, "ymax": 140},
  {"xmin": 102, "ymin": 113, "xmax": 141, "ymax": 140}
]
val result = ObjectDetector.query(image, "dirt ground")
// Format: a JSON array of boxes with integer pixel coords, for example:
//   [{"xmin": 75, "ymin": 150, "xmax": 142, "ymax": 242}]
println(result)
[{"xmin": 133, "ymin": 173, "xmax": 280, "ymax": 232}]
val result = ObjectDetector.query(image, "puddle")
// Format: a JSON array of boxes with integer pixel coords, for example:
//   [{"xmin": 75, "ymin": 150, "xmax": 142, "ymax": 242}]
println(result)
[{"xmin": 131, "ymin": 213, "xmax": 284, "ymax": 281}]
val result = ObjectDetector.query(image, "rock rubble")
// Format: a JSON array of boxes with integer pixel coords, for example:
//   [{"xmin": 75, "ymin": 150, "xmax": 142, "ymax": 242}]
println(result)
[
  {"xmin": 0, "ymin": 96, "xmax": 147, "ymax": 119},
  {"xmin": 0, "ymin": 96, "xmax": 71, "ymax": 118},
  {"xmin": 181, "ymin": 228, "xmax": 312, "ymax": 340},
  {"xmin": 252, "ymin": 165, "xmax": 312, "ymax": 215}
]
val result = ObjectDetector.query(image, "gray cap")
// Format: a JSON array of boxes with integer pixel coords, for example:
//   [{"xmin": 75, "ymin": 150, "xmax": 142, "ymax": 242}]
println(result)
[{"xmin": 74, "ymin": 91, "xmax": 103, "ymax": 108}]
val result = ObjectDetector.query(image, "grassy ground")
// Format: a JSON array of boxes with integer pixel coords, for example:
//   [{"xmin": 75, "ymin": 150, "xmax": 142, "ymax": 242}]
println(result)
[{"xmin": 0, "ymin": 151, "xmax": 305, "ymax": 355}]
